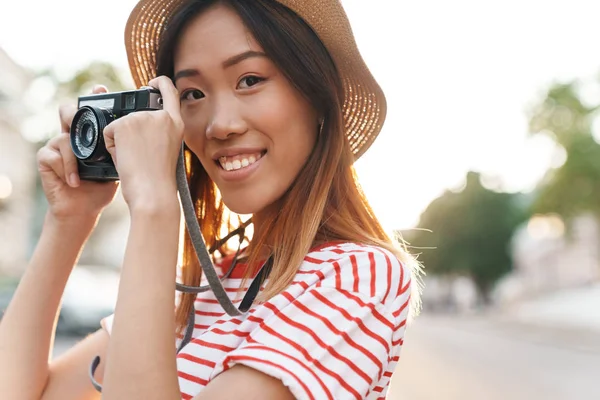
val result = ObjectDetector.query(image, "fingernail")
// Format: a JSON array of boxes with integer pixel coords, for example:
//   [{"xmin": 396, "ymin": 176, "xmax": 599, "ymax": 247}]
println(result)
[{"xmin": 69, "ymin": 173, "xmax": 80, "ymax": 187}]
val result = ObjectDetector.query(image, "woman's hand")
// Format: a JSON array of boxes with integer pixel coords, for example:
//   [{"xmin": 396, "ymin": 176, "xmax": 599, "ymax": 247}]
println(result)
[
  {"xmin": 37, "ymin": 85, "xmax": 119, "ymax": 224},
  {"xmin": 103, "ymin": 76, "xmax": 184, "ymax": 213}
]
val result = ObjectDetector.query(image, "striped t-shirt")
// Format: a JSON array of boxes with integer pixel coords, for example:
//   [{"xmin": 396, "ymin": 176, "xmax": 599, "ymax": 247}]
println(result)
[{"xmin": 102, "ymin": 242, "xmax": 412, "ymax": 399}]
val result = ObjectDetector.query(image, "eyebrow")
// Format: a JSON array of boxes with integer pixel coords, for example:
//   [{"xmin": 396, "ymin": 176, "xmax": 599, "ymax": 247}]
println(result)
[{"xmin": 173, "ymin": 50, "xmax": 268, "ymax": 83}]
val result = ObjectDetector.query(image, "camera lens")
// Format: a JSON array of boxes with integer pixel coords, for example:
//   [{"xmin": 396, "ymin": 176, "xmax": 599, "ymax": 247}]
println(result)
[
  {"xmin": 81, "ymin": 121, "xmax": 95, "ymax": 147},
  {"xmin": 70, "ymin": 106, "xmax": 114, "ymax": 161}
]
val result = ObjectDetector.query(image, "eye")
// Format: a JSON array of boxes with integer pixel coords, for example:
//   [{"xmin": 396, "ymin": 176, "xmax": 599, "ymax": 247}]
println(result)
[
  {"xmin": 238, "ymin": 75, "xmax": 265, "ymax": 89},
  {"xmin": 180, "ymin": 89, "xmax": 205, "ymax": 102}
]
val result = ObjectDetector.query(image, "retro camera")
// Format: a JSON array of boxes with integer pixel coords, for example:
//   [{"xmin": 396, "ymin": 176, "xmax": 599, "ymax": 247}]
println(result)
[{"xmin": 70, "ymin": 87, "xmax": 163, "ymax": 181}]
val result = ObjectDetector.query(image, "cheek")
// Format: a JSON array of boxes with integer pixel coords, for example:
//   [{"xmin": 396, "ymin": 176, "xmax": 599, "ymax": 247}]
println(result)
[
  {"xmin": 248, "ymin": 87, "xmax": 315, "ymax": 138},
  {"xmin": 182, "ymin": 123, "xmax": 211, "ymax": 167}
]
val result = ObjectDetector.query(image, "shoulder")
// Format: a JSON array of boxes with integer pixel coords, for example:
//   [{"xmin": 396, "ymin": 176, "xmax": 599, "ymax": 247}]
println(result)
[{"xmin": 299, "ymin": 242, "xmax": 412, "ymax": 311}]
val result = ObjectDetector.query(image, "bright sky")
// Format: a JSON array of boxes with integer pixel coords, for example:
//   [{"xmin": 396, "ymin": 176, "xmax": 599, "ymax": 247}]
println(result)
[{"xmin": 2, "ymin": 0, "xmax": 600, "ymax": 230}]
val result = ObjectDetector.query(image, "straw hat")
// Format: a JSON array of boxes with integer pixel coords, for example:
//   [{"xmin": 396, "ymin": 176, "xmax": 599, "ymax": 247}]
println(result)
[{"xmin": 125, "ymin": 0, "xmax": 387, "ymax": 159}]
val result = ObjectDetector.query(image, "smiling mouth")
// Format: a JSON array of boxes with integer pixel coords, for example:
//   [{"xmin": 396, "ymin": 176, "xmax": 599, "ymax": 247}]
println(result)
[{"xmin": 216, "ymin": 151, "xmax": 267, "ymax": 171}]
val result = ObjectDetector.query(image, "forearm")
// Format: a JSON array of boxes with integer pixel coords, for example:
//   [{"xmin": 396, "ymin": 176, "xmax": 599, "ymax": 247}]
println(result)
[
  {"xmin": 101, "ymin": 203, "xmax": 181, "ymax": 399},
  {"xmin": 0, "ymin": 213, "xmax": 97, "ymax": 400}
]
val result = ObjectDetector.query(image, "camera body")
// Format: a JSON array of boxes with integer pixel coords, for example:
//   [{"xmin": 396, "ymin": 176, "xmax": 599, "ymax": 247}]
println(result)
[{"xmin": 70, "ymin": 87, "xmax": 163, "ymax": 181}]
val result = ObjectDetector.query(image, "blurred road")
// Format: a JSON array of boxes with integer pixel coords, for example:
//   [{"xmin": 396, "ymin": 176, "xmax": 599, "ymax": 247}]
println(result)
[
  {"xmin": 53, "ymin": 314, "xmax": 600, "ymax": 399},
  {"xmin": 389, "ymin": 314, "xmax": 600, "ymax": 400}
]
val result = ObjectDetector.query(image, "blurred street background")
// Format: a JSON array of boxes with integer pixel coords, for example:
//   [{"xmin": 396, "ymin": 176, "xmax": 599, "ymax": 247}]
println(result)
[{"xmin": 2, "ymin": 0, "xmax": 600, "ymax": 399}]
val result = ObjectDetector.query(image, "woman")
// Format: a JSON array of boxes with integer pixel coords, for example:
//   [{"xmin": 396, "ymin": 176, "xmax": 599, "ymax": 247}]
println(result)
[{"xmin": 0, "ymin": 0, "xmax": 420, "ymax": 399}]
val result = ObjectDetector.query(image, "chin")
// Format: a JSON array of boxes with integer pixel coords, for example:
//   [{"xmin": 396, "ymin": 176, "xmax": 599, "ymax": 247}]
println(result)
[
  {"xmin": 222, "ymin": 190, "xmax": 282, "ymax": 217},
  {"xmin": 222, "ymin": 197, "xmax": 265, "ymax": 216}
]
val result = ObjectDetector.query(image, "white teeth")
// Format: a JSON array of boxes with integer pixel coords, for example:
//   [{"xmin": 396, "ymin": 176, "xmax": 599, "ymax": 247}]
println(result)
[{"xmin": 218, "ymin": 153, "xmax": 263, "ymax": 171}]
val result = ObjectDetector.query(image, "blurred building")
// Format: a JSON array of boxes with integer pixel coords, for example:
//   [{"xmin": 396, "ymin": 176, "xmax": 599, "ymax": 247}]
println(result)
[
  {"xmin": 495, "ymin": 213, "xmax": 600, "ymax": 304},
  {"xmin": 0, "ymin": 47, "xmax": 35, "ymax": 276}
]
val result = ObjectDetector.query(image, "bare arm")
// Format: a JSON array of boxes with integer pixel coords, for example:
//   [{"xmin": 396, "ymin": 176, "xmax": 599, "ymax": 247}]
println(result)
[
  {"xmin": 41, "ymin": 328, "xmax": 108, "ymax": 400},
  {"xmin": 100, "ymin": 205, "xmax": 181, "ymax": 399},
  {"xmin": 0, "ymin": 213, "xmax": 98, "ymax": 399},
  {"xmin": 192, "ymin": 365, "xmax": 295, "ymax": 400}
]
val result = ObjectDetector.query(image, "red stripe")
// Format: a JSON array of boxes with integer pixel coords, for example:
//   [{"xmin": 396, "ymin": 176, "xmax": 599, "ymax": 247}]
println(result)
[
  {"xmin": 304, "ymin": 255, "xmax": 327, "ymax": 264},
  {"xmin": 191, "ymin": 339, "xmax": 235, "ymax": 352},
  {"xmin": 394, "ymin": 318, "xmax": 407, "ymax": 333},
  {"xmin": 223, "ymin": 355, "xmax": 316, "ymax": 400},
  {"xmin": 177, "ymin": 352, "xmax": 217, "ymax": 368},
  {"xmin": 195, "ymin": 310, "xmax": 226, "ymax": 317},
  {"xmin": 262, "ymin": 302, "xmax": 373, "ymax": 386},
  {"xmin": 337, "ymin": 290, "xmax": 395, "ymax": 330},
  {"xmin": 210, "ymin": 327, "xmax": 250, "ymax": 338},
  {"xmin": 393, "ymin": 297, "xmax": 411, "ymax": 318},
  {"xmin": 392, "ymin": 337, "xmax": 404, "ymax": 346},
  {"xmin": 225, "ymin": 286, "xmax": 249, "ymax": 293},
  {"xmin": 181, "ymin": 393, "xmax": 193, "ymax": 400},
  {"xmin": 330, "ymin": 247, "xmax": 372, "ymax": 255},
  {"xmin": 194, "ymin": 324, "xmax": 210, "ymax": 330},
  {"xmin": 295, "ymin": 269, "xmax": 327, "ymax": 276},
  {"xmin": 288, "ymin": 294, "xmax": 385, "ymax": 380},
  {"xmin": 333, "ymin": 261, "xmax": 342, "ymax": 288},
  {"xmin": 397, "ymin": 262, "xmax": 406, "ymax": 296},
  {"xmin": 398, "ymin": 279, "xmax": 411, "ymax": 296},
  {"xmin": 351, "ymin": 255, "xmax": 359, "ymax": 292},
  {"xmin": 246, "ymin": 315, "xmax": 362, "ymax": 399},
  {"xmin": 178, "ymin": 370, "xmax": 208, "ymax": 385},
  {"xmin": 310, "ymin": 290, "xmax": 391, "ymax": 353},
  {"xmin": 384, "ymin": 370, "xmax": 393, "ymax": 378},
  {"xmin": 369, "ymin": 252, "xmax": 377, "ymax": 297},
  {"xmin": 243, "ymin": 340, "xmax": 334, "ymax": 399},
  {"xmin": 377, "ymin": 249, "xmax": 393, "ymax": 303}
]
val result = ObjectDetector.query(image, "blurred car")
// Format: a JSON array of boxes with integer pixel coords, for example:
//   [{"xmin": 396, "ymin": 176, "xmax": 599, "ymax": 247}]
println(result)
[
  {"xmin": 57, "ymin": 266, "xmax": 120, "ymax": 335},
  {"xmin": 0, "ymin": 266, "xmax": 120, "ymax": 336}
]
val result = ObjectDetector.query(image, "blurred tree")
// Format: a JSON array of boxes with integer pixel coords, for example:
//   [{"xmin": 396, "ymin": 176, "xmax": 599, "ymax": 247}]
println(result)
[
  {"xmin": 405, "ymin": 171, "xmax": 527, "ymax": 302},
  {"xmin": 528, "ymin": 80, "xmax": 600, "ymax": 221},
  {"xmin": 41, "ymin": 61, "xmax": 131, "ymax": 102}
]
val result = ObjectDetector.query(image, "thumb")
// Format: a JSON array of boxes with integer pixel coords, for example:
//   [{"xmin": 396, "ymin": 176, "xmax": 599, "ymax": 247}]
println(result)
[
  {"xmin": 92, "ymin": 84, "xmax": 109, "ymax": 94},
  {"xmin": 103, "ymin": 123, "xmax": 118, "ymax": 169}
]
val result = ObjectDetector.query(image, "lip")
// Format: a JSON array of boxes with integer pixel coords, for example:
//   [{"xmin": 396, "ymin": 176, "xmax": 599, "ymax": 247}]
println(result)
[{"xmin": 216, "ymin": 152, "xmax": 265, "ymax": 182}]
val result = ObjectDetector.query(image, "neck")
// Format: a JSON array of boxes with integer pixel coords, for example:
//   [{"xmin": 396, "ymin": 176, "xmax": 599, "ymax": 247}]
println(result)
[{"xmin": 243, "ymin": 208, "xmax": 272, "ymax": 261}]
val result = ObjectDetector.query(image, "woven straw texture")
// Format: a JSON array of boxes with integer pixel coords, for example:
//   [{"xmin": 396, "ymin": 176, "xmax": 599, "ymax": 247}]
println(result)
[{"xmin": 125, "ymin": 0, "xmax": 387, "ymax": 159}]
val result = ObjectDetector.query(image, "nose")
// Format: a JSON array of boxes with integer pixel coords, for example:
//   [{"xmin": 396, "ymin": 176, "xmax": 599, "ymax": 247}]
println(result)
[{"xmin": 205, "ymin": 95, "xmax": 247, "ymax": 140}]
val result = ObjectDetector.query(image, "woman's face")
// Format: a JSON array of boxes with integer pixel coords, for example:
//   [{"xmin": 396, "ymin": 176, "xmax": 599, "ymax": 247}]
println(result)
[{"xmin": 174, "ymin": 4, "xmax": 319, "ymax": 215}]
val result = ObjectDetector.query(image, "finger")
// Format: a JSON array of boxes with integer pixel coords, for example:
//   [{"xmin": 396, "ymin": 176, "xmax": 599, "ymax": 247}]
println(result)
[
  {"xmin": 37, "ymin": 144, "xmax": 66, "ymax": 183},
  {"xmin": 59, "ymin": 104, "xmax": 77, "ymax": 134},
  {"xmin": 92, "ymin": 84, "xmax": 108, "ymax": 94},
  {"xmin": 148, "ymin": 76, "xmax": 181, "ymax": 120},
  {"xmin": 57, "ymin": 134, "xmax": 81, "ymax": 187},
  {"xmin": 59, "ymin": 85, "xmax": 109, "ymax": 133},
  {"xmin": 103, "ymin": 121, "xmax": 118, "ymax": 169}
]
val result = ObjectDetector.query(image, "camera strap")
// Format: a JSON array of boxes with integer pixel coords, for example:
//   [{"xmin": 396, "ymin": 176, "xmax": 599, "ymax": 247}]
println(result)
[
  {"xmin": 89, "ymin": 144, "xmax": 273, "ymax": 393},
  {"xmin": 174, "ymin": 144, "xmax": 273, "ymax": 314}
]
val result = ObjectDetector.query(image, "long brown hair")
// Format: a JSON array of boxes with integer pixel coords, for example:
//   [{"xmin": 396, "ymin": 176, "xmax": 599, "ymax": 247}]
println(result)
[{"xmin": 156, "ymin": 0, "xmax": 422, "ymax": 334}]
